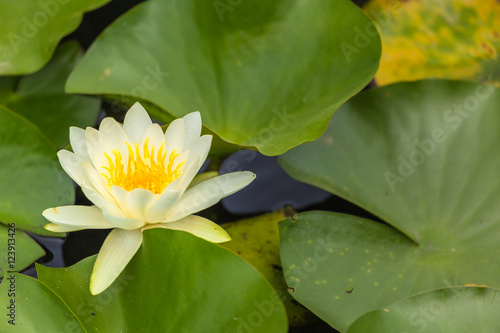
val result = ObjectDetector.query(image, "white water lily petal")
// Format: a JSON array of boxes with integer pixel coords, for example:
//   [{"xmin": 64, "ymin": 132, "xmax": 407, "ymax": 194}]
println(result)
[
  {"xmin": 160, "ymin": 149, "xmax": 191, "ymax": 192},
  {"xmin": 145, "ymin": 190, "xmax": 181, "ymax": 223},
  {"xmin": 85, "ymin": 127, "xmax": 116, "ymax": 172},
  {"xmin": 57, "ymin": 150, "xmax": 85, "ymax": 186},
  {"xmin": 44, "ymin": 102, "xmax": 257, "ymax": 296},
  {"xmin": 99, "ymin": 117, "xmax": 129, "ymax": 151},
  {"xmin": 81, "ymin": 161, "xmax": 116, "ymax": 204},
  {"xmin": 188, "ymin": 171, "xmax": 219, "ymax": 189},
  {"xmin": 43, "ymin": 206, "xmax": 114, "ymax": 229},
  {"xmin": 81, "ymin": 183, "xmax": 124, "ymax": 217},
  {"xmin": 123, "ymin": 102, "xmax": 152, "ymax": 143},
  {"xmin": 182, "ymin": 111, "xmax": 202, "ymax": 149},
  {"xmin": 189, "ymin": 135, "xmax": 212, "ymax": 170},
  {"xmin": 167, "ymin": 155, "xmax": 200, "ymax": 195},
  {"xmin": 102, "ymin": 209, "xmax": 145, "ymax": 230},
  {"xmin": 69, "ymin": 127, "xmax": 89, "ymax": 159},
  {"xmin": 142, "ymin": 123, "xmax": 166, "ymax": 150},
  {"xmin": 164, "ymin": 171, "xmax": 256, "ymax": 222},
  {"xmin": 164, "ymin": 118, "xmax": 186, "ymax": 154},
  {"xmin": 45, "ymin": 223, "xmax": 95, "ymax": 233},
  {"xmin": 90, "ymin": 228, "xmax": 142, "ymax": 295},
  {"xmin": 143, "ymin": 215, "xmax": 230, "ymax": 243},
  {"xmin": 110, "ymin": 185, "xmax": 132, "ymax": 216},
  {"xmin": 126, "ymin": 188, "xmax": 156, "ymax": 220}
]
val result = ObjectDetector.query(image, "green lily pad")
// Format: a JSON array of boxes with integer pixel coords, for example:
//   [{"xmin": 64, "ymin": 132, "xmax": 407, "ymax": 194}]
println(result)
[
  {"xmin": 0, "ymin": 224, "xmax": 45, "ymax": 278},
  {"xmin": 0, "ymin": 41, "xmax": 100, "ymax": 147},
  {"xmin": 278, "ymin": 80, "xmax": 500, "ymax": 330},
  {"xmin": 363, "ymin": 0, "xmax": 500, "ymax": 87},
  {"xmin": 36, "ymin": 228, "xmax": 288, "ymax": 332},
  {"xmin": 66, "ymin": 0, "xmax": 380, "ymax": 156},
  {"xmin": 0, "ymin": 0, "xmax": 111, "ymax": 75},
  {"xmin": 0, "ymin": 272, "xmax": 84, "ymax": 332},
  {"xmin": 347, "ymin": 287, "xmax": 500, "ymax": 332},
  {"xmin": 0, "ymin": 105, "xmax": 74, "ymax": 236},
  {"xmin": 222, "ymin": 208, "xmax": 316, "ymax": 327}
]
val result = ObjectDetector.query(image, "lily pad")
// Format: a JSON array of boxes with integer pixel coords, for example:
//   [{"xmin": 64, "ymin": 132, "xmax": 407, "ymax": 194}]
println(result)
[
  {"xmin": 66, "ymin": 0, "xmax": 380, "ymax": 156},
  {"xmin": 347, "ymin": 287, "xmax": 500, "ymax": 333},
  {"xmin": 0, "ymin": 106, "xmax": 74, "ymax": 236},
  {"xmin": 0, "ymin": 224, "xmax": 45, "ymax": 278},
  {"xmin": 222, "ymin": 209, "xmax": 316, "ymax": 327},
  {"xmin": 0, "ymin": 273, "xmax": 84, "ymax": 332},
  {"xmin": 0, "ymin": 0, "xmax": 111, "ymax": 75},
  {"xmin": 0, "ymin": 41, "xmax": 100, "ymax": 147},
  {"xmin": 36, "ymin": 228, "xmax": 288, "ymax": 332},
  {"xmin": 278, "ymin": 80, "xmax": 500, "ymax": 330},
  {"xmin": 364, "ymin": 0, "xmax": 500, "ymax": 86}
]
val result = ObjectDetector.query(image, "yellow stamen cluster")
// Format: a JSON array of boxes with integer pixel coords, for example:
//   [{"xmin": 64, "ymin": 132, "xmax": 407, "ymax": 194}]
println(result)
[{"xmin": 102, "ymin": 139, "xmax": 184, "ymax": 194}]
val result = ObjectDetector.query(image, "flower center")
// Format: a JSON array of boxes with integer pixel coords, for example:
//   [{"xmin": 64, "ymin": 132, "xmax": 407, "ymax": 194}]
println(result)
[{"xmin": 101, "ymin": 138, "xmax": 184, "ymax": 194}]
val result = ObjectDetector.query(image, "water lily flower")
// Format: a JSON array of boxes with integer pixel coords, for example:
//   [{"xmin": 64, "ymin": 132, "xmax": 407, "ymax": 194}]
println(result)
[{"xmin": 42, "ymin": 103, "xmax": 255, "ymax": 295}]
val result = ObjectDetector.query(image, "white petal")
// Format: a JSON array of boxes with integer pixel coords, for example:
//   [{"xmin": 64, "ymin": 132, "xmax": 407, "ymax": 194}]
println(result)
[
  {"xmin": 102, "ymin": 209, "xmax": 145, "ymax": 230},
  {"xmin": 123, "ymin": 102, "xmax": 152, "ymax": 143},
  {"xmin": 81, "ymin": 161, "xmax": 116, "ymax": 204},
  {"xmin": 98, "ymin": 117, "xmax": 129, "ymax": 151},
  {"xmin": 45, "ymin": 223, "xmax": 88, "ymax": 233},
  {"xmin": 57, "ymin": 150, "xmax": 85, "ymax": 186},
  {"xmin": 168, "ymin": 155, "xmax": 200, "ymax": 195},
  {"xmin": 85, "ymin": 127, "xmax": 116, "ymax": 172},
  {"xmin": 164, "ymin": 118, "xmax": 185, "ymax": 154},
  {"xmin": 80, "ymin": 182, "xmax": 124, "ymax": 217},
  {"xmin": 143, "ymin": 215, "xmax": 230, "ymax": 243},
  {"xmin": 182, "ymin": 111, "xmax": 202, "ymax": 149},
  {"xmin": 90, "ymin": 228, "xmax": 142, "ymax": 295},
  {"xmin": 110, "ymin": 185, "xmax": 132, "ymax": 216},
  {"xmin": 188, "ymin": 171, "xmax": 218, "ymax": 189},
  {"xmin": 69, "ymin": 127, "xmax": 89, "ymax": 159},
  {"xmin": 188, "ymin": 135, "xmax": 212, "ymax": 170},
  {"xmin": 164, "ymin": 171, "xmax": 256, "ymax": 222},
  {"xmin": 42, "ymin": 206, "xmax": 114, "ymax": 229},
  {"xmin": 145, "ymin": 190, "xmax": 180, "ymax": 223},
  {"xmin": 126, "ymin": 188, "xmax": 156, "ymax": 221},
  {"xmin": 142, "ymin": 123, "xmax": 165, "ymax": 149}
]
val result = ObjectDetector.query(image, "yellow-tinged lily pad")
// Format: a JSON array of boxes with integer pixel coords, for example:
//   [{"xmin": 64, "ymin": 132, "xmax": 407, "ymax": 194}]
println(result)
[
  {"xmin": 364, "ymin": 0, "xmax": 500, "ymax": 86},
  {"xmin": 222, "ymin": 208, "xmax": 317, "ymax": 327}
]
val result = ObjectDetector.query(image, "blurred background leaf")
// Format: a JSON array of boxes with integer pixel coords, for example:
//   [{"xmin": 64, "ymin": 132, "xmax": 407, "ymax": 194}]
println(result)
[
  {"xmin": 0, "ymin": 41, "xmax": 100, "ymax": 147},
  {"xmin": 0, "ymin": 0, "xmax": 111, "ymax": 75}
]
